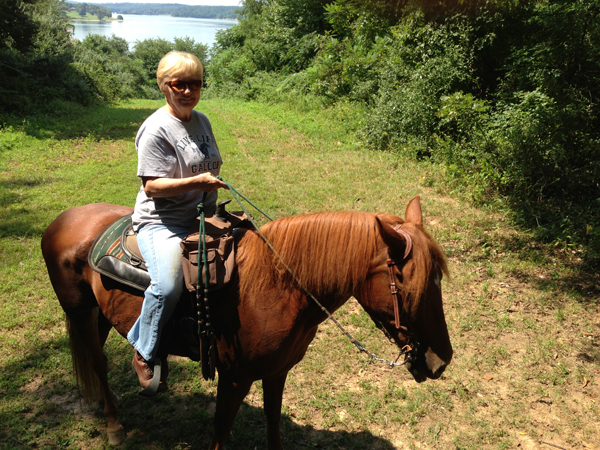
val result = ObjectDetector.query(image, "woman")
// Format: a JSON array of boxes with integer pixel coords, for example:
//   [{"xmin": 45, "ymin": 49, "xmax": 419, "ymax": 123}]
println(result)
[{"xmin": 128, "ymin": 51, "xmax": 228, "ymax": 392}]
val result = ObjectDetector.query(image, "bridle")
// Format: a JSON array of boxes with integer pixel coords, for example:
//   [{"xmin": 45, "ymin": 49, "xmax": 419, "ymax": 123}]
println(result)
[
  {"xmin": 387, "ymin": 225, "xmax": 413, "ymax": 330},
  {"xmin": 217, "ymin": 177, "xmax": 422, "ymax": 367},
  {"xmin": 376, "ymin": 224, "xmax": 421, "ymax": 365}
]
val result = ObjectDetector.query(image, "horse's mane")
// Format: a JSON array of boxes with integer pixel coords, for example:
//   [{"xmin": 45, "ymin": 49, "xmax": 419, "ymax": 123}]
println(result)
[
  {"xmin": 238, "ymin": 212, "xmax": 380, "ymax": 299},
  {"xmin": 237, "ymin": 212, "xmax": 449, "ymax": 316}
]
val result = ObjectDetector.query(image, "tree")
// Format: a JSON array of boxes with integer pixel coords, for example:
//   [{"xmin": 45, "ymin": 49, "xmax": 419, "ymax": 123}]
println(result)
[
  {"xmin": 77, "ymin": 3, "xmax": 87, "ymax": 17},
  {"xmin": 173, "ymin": 37, "xmax": 208, "ymax": 63},
  {"xmin": 132, "ymin": 38, "xmax": 173, "ymax": 83},
  {"xmin": 0, "ymin": 0, "xmax": 38, "ymax": 52}
]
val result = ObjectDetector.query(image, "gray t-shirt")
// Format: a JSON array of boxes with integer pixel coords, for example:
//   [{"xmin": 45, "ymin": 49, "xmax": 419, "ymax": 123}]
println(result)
[{"xmin": 132, "ymin": 108, "xmax": 223, "ymax": 231}]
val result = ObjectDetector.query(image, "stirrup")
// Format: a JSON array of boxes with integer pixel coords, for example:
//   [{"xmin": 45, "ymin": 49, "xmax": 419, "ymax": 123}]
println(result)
[{"xmin": 138, "ymin": 358, "xmax": 162, "ymax": 397}]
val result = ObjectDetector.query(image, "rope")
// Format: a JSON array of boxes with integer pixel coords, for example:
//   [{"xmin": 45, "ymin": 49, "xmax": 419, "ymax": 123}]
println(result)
[{"xmin": 216, "ymin": 177, "xmax": 412, "ymax": 367}]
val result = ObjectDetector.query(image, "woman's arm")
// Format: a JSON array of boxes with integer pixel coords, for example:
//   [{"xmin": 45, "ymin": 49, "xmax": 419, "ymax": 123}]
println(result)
[{"xmin": 142, "ymin": 172, "xmax": 228, "ymax": 198}]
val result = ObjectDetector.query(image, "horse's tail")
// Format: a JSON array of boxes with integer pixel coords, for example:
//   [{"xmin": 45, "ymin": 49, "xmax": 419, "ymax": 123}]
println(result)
[{"xmin": 64, "ymin": 306, "xmax": 104, "ymax": 405}]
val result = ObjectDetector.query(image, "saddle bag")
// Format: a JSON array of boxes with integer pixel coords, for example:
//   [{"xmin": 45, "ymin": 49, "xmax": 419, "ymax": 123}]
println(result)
[{"xmin": 180, "ymin": 205, "xmax": 249, "ymax": 292}]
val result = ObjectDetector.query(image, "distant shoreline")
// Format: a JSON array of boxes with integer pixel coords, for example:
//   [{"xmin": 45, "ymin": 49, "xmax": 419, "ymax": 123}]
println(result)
[
  {"xmin": 69, "ymin": 15, "xmax": 238, "ymax": 22},
  {"xmin": 70, "ymin": 18, "xmax": 123, "ymax": 22}
]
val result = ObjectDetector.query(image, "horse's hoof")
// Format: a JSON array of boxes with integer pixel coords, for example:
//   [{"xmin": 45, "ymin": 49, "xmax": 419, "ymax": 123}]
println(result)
[{"xmin": 107, "ymin": 424, "xmax": 125, "ymax": 445}]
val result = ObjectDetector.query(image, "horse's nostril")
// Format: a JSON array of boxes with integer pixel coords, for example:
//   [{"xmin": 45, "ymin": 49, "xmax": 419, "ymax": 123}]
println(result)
[{"xmin": 425, "ymin": 347, "xmax": 447, "ymax": 375}]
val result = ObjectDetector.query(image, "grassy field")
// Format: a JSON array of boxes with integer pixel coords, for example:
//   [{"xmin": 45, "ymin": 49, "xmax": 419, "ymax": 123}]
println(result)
[
  {"xmin": 1, "ymin": 97, "xmax": 599, "ymax": 450},
  {"xmin": 66, "ymin": 11, "xmax": 119, "ymax": 21}
]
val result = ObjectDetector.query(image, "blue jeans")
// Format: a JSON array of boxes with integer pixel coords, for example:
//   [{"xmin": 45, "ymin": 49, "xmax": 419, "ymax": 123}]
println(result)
[{"xmin": 127, "ymin": 223, "xmax": 190, "ymax": 362}]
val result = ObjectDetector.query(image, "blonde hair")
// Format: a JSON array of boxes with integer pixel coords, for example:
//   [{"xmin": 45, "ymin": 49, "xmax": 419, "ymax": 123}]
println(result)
[{"xmin": 156, "ymin": 51, "xmax": 203, "ymax": 89}]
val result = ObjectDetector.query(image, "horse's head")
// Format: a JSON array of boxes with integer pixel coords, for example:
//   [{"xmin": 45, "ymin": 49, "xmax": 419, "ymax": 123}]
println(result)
[{"xmin": 358, "ymin": 196, "xmax": 452, "ymax": 382}]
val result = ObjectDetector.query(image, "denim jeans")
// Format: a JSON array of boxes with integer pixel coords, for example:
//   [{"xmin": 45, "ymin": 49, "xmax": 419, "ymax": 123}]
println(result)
[{"xmin": 127, "ymin": 223, "xmax": 190, "ymax": 362}]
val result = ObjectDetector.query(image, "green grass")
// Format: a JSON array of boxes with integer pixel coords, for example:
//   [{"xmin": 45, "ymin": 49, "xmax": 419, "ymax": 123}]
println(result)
[
  {"xmin": 1, "ymin": 97, "xmax": 599, "ymax": 449},
  {"xmin": 66, "ymin": 11, "xmax": 116, "ymax": 21}
]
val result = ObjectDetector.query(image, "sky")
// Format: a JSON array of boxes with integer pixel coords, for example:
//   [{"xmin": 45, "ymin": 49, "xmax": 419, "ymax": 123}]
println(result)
[{"xmin": 78, "ymin": 1, "xmax": 242, "ymax": 5}]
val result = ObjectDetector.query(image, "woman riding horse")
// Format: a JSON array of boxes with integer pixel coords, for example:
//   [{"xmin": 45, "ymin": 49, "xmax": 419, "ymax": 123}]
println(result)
[
  {"xmin": 128, "ymin": 51, "xmax": 228, "ymax": 391},
  {"xmin": 42, "ymin": 194, "xmax": 453, "ymax": 448}
]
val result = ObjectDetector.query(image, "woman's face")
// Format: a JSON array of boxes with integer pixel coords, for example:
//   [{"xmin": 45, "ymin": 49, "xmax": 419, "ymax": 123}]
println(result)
[{"xmin": 161, "ymin": 73, "xmax": 202, "ymax": 121}]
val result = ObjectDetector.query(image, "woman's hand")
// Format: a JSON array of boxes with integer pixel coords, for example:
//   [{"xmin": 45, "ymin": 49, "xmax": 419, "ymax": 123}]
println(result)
[
  {"xmin": 194, "ymin": 172, "xmax": 229, "ymax": 192},
  {"xmin": 142, "ymin": 173, "xmax": 229, "ymax": 198}
]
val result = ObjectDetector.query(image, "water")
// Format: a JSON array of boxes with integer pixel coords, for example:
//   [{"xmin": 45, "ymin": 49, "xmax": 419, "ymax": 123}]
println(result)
[{"xmin": 70, "ymin": 14, "xmax": 238, "ymax": 49}]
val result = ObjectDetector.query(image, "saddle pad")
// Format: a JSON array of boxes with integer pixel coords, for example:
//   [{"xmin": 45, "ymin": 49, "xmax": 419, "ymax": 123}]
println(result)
[{"xmin": 88, "ymin": 214, "xmax": 151, "ymax": 292}]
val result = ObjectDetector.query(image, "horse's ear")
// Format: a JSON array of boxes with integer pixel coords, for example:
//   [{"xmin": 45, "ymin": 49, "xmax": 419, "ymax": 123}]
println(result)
[
  {"xmin": 376, "ymin": 216, "xmax": 411, "ymax": 257},
  {"xmin": 405, "ymin": 196, "xmax": 423, "ymax": 226}
]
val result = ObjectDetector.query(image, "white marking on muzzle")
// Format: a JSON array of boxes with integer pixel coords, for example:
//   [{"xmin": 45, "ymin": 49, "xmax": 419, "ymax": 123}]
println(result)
[{"xmin": 425, "ymin": 347, "xmax": 446, "ymax": 375}]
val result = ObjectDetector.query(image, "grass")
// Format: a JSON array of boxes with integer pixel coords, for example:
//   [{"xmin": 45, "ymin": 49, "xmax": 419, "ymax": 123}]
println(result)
[
  {"xmin": 66, "ymin": 11, "xmax": 118, "ymax": 21},
  {"xmin": 1, "ymin": 96, "xmax": 599, "ymax": 449}
]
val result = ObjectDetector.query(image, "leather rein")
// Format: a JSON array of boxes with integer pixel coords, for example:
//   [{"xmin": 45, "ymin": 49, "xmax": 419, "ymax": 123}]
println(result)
[{"xmin": 219, "ymin": 177, "xmax": 419, "ymax": 368}]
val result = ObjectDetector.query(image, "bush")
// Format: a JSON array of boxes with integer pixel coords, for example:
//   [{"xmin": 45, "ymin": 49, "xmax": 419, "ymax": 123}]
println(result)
[
  {"xmin": 72, "ymin": 34, "xmax": 150, "ymax": 102},
  {"xmin": 359, "ymin": 15, "xmax": 474, "ymax": 154},
  {"xmin": 132, "ymin": 37, "xmax": 209, "ymax": 94},
  {"xmin": 0, "ymin": 0, "xmax": 95, "ymax": 118}
]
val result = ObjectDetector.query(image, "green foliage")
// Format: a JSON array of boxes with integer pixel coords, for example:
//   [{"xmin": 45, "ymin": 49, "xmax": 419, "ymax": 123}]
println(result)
[
  {"xmin": 132, "ymin": 37, "xmax": 175, "ymax": 85},
  {"xmin": 208, "ymin": 0, "xmax": 326, "ymax": 85},
  {"xmin": 0, "ymin": 0, "xmax": 91, "ymax": 117},
  {"xmin": 104, "ymin": 3, "xmax": 239, "ymax": 19},
  {"xmin": 73, "ymin": 34, "xmax": 151, "ymax": 102},
  {"xmin": 69, "ymin": 3, "xmax": 114, "ymax": 20},
  {"xmin": 131, "ymin": 37, "xmax": 209, "ymax": 94},
  {"xmin": 206, "ymin": 0, "xmax": 600, "ymax": 265},
  {"xmin": 171, "ymin": 5, "xmax": 240, "ymax": 19},
  {"xmin": 360, "ymin": 15, "xmax": 475, "ymax": 154},
  {"xmin": 0, "ymin": 0, "xmax": 38, "ymax": 52}
]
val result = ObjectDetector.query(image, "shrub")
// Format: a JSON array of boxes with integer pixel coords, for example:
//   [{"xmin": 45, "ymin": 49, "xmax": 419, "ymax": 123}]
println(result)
[{"xmin": 72, "ymin": 34, "xmax": 149, "ymax": 102}]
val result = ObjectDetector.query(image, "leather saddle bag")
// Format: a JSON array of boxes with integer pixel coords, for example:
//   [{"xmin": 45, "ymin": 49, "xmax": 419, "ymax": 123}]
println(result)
[{"xmin": 180, "ymin": 207, "xmax": 249, "ymax": 292}]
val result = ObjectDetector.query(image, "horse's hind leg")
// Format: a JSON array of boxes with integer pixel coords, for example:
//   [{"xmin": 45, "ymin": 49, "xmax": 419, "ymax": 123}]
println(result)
[
  {"xmin": 47, "ymin": 264, "xmax": 124, "ymax": 444},
  {"xmin": 64, "ymin": 302, "xmax": 125, "ymax": 445},
  {"xmin": 209, "ymin": 376, "xmax": 253, "ymax": 450},
  {"xmin": 42, "ymin": 204, "xmax": 132, "ymax": 445},
  {"xmin": 96, "ymin": 309, "xmax": 126, "ymax": 445},
  {"xmin": 263, "ymin": 374, "xmax": 288, "ymax": 450}
]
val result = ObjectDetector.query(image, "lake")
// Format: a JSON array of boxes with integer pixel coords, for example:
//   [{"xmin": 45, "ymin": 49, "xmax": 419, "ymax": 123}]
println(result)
[{"xmin": 70, "ymin": 14, "xmax": 238, "ymax": 49}]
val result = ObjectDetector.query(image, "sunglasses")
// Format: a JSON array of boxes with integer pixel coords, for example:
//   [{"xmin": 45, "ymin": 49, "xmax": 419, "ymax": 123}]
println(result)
[{"xmin": 166, "ymin": 79, "xmax": 203, "ymax": 92}]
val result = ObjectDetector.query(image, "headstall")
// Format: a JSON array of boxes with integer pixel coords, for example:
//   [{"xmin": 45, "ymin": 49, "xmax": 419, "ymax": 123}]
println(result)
[
  {"xmin": 387, "ymin": 225, "xmax": 413, "ymax": 330},
  {"xmin": 379, "ymin": 224, "xmax": 421, "ymax": 365},
  {"xmin": 220, "ymin": 176, "xmax": 421, "ymax": 367}
]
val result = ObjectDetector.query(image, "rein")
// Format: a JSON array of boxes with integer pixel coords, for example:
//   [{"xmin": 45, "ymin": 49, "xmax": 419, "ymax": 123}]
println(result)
[
  {"xmin": 214, "ymin": 177, "xmax": 418, "ymax": 368},
  {"xmin": 196, "ymin": 193, "xmax": 217, "ymax": 379}
]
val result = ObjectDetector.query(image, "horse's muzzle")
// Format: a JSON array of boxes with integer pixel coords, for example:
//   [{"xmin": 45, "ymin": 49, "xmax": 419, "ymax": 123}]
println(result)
[{"xmin": 406, "ymin": 346, "xmax": 449, "ymax": 382}]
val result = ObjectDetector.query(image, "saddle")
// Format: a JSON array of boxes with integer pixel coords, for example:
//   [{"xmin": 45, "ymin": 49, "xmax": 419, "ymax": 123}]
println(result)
[
  {"xmin": 88, "ymin": 200, "xmax": 249, "ymax": 293},
  {"xmin": 87, "ymin": 201, "xmax": 252, "ymax": 393}
]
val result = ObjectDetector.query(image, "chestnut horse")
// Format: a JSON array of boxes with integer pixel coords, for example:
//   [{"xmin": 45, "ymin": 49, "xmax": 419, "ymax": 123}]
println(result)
[{"xmin": 41, "ymin": 196, "xmax": 452, "ymax": 449}]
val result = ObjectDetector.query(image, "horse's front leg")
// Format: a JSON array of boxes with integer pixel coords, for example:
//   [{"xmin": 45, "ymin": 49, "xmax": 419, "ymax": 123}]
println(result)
[
  {"xmin": 209, "ymin": 376, "xmax": 253, "ymax": 450},
  {"xmin": 262, "ymin": 373, "xmax": 288, "ymax": 450}
]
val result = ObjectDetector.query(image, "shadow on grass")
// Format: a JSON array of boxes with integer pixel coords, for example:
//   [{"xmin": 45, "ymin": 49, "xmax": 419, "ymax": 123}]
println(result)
[
  {"xmin": 3, "ymin": 103, "xmax": 158, "ymax": 142},
  {"xmin": 0, "ymin": 338, "xmax": 396, "ymax": 450},
  {"xmin": 471, "ymin": 232, "xmax": 600, "ymax": 306},
  {"xmin": 0, "ymin": 178, "xmax": 57, "ymax": 238}
]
